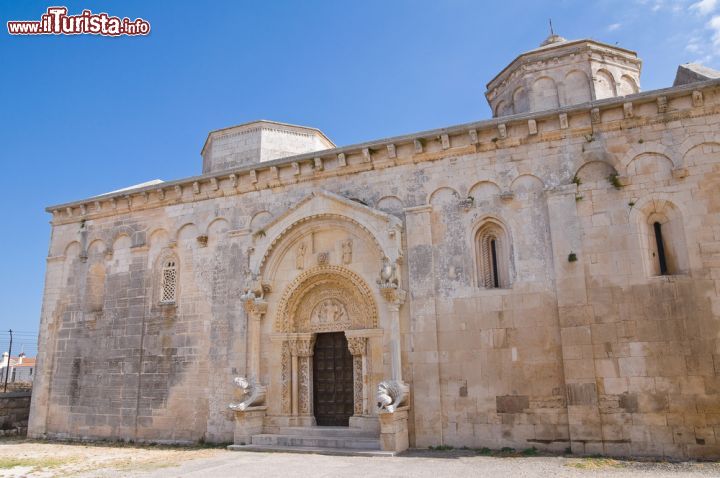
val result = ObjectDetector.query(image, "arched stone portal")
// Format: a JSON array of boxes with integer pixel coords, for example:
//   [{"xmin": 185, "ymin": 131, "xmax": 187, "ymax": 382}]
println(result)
[
  {"xmin": 230, "ymin": 191, "xmax": 409, "ymax": 451},
  {"xmin": 271, "ymin": 265, "xmax": 382, "ymax": 427}
]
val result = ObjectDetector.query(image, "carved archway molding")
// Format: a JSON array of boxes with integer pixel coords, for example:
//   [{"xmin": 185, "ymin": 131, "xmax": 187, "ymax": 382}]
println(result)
[
  {"xmin": 248, "ymin": 191, "xmax": 403, "ymax": 280},
  {"xmin": 274, "ymin": 265, "xmax": 379, "ymax": 333}
]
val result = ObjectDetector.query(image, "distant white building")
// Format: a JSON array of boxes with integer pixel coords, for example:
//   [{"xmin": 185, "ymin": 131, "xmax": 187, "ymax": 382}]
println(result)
[{"xmin": 1, "ymin": 352, "xmax": 35, "ymax": 384}]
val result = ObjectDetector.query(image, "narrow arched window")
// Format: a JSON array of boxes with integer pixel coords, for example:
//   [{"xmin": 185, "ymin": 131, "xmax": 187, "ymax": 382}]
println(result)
[
  {"xmin": 641, "ymin": 202, "xmax": 688, "ymax": 277},
  {"xmin": 476, "ymin": 220, "xmax": 511, "ymax": 289},
  {"xmin": 653, "ymin": 222, "xmax": 668, "ymax": 275},
  {"xmin": 490, "ymin": 239, "xmax": 500, "ymax": 288},
  {"xmin": 160, "ymin": 259, "xmax": 177, "ymax": 303}
]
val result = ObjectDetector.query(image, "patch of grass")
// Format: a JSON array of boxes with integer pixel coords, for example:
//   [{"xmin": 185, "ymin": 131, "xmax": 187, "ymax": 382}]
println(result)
[
  {"xmin": 428, "ymin": 445, "xmax": 455, "ymax": 451},
  {"xmin": 499, "ymin": 447, "xmax": 515, "ymax": 454},
  {"xmin": 608, "ymin": 173, "xmax": 623, "ymax": 189},
  {"xmin": 0, "ymin": 456, "xmax": 73, "ymax": 470},
  {"xmin": 476, "ymin": 447, "xmax": 492, "ymax": 455},
  {"xmin": 522, "ymin": 447, "xmax": 539, "ymax": 456},
  {"xmin": 567, "ymin": 457, "xmax": 625, "ymax": 469}
]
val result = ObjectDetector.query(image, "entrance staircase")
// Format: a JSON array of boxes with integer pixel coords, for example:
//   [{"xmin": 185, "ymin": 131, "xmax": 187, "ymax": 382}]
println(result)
[{"xmin": 228, "ymin": 426, "xmax": 396, "ymax": 456}]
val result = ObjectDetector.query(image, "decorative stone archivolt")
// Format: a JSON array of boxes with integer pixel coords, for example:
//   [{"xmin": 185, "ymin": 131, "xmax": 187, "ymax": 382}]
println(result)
[
  {"xmin": 275, "ymin": 265, "xmax": 378, "ymax": 333},
  {"xmin": 248, "ymin": 191, "xmax": 403, "ymax": 282}
]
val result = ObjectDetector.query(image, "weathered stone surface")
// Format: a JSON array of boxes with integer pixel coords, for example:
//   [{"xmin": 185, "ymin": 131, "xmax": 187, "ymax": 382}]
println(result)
[{"xmin": 29, "ymin": 34, "xmax": 720, "ymax": 459}]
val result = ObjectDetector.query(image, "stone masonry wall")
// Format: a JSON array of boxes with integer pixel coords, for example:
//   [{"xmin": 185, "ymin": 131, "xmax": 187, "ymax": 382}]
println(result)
[
  {"xmin": 1, "ymin": 391, "xmax": 31, "ymax": 437},
  {"xmin": 30, "ymin": 80, "xmax": 720, "ymax": 458}
]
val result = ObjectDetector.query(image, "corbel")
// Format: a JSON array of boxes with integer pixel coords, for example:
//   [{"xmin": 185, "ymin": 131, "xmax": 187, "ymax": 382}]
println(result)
[
  {"xmin": 623, "ymin": 102, "xmax": 633, "ymax": 119},
  {"xmin": 528, "ymin": 119, "xmax": 538, "ymax": 135},
  {"xmin": 590, "ymin": 107, "xmax": 601, "ymax": 124},
  {"xmin": 192, "ymin": 181, "xmax": 200, "ymax": 194},
  {"xmin": 291, "ymin": 162, "xmax": 300, "ymax": 176},
  {"xmin": 210, "ymin": 177, "xmax": 219, "ymax": 191},
  {"xmin": 387, "ymin": 143, "xmax": 397, "ymax": 159},
  {"xmin": 337, "ymin": 153, "xmax": 347, "ymax": 167},
  {"xmin": 93, "ymin": 201, "xmax": 101, "ymax": 212},
  {"xmin": 413, "ymin": 139, "xmax": 423, "ymax": 153},
  {"xmin": 79, "ymin": 204, "xmax": 86, "ymax": 216},
  {"xmin": 498, "ymin": 123, "xmax": 507, "ymax": 139},
  {"xmin": 692, "ymin": 90, "xmax": 704, "ymax": 107},
  {"xmin": 250, "ymin": 170, "xmax": 258, "ymax": 184},
  {"xmin": 362, "ymin": 148, "xmax": 372, "ymax": 162},
  {"xmin": 559, "ymin": 113, "xmax": 568, "ymax": 130},
  {"xmin": 174, "ymin": 185, "xmax": 182, "ymax": 198},
  {"xmin": 270, "ymin": 166, "xmax": 279, "ymax": 180},
  {"xmin": 314, "ymin": 157, "xmax": 324, "ymax": 172},
  {"xmin": 440, "ymin": 134, "xmax": 450, "ymax": 150},
  {"xmin": 157, "ymin": 188, "xmax": 165, "ymax": 200},
  {"xmin": 229, "ymin": 173, "xmax": 238, "ymax": 188},
  {"xmin": 657, "ymin": 96, "xmax": 668, "ymax": 113},
  {"xmin": 468, "ymin": 129, "xmax": 478, "ymax": 144}
]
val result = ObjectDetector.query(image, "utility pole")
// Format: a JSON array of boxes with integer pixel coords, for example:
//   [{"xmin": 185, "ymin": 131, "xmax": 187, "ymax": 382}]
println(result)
[{"xmin": 3, "ymin": 329, "xmax": 12, "ymax": 393}]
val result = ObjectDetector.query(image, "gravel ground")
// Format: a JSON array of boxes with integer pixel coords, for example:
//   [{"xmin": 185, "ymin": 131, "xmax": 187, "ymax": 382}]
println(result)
[{"xmin": 1, "ymin": 439, "xmax": 719, "ymax": 478}]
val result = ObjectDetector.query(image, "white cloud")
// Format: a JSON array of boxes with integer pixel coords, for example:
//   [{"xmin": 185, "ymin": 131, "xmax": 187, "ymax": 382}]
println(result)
[
  {"xmin": 691, "ymin": 0, "xmax": 718, "ymax": 15},
  {"xmin": 607, "ymin": 22, "xmax": 622, "ymax": 31},
  {"xmin": 709, "ymin": 15, "xmax": 720, "ymax": 46}
]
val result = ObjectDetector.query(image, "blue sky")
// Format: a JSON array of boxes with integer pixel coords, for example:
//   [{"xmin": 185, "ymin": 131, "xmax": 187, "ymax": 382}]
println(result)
[{"xmin": 1, "ymin": 0, "xmax": 718, "ymax": 356}]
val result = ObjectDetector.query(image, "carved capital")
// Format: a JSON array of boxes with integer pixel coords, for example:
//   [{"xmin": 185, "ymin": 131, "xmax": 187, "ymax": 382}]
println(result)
[
  {"xmin": 347, "ymin": 336, "xmax": 367, "ymax": 357},
  {"xmin": 295, "ymin": 336, "xmax": 316, "ymax": 357},
  {"xmin": 242, "ymin": 297, "xmax": 268, "ymax": 318},
  {"xmin": 381, "ymin": 288, "xmax": 406, "ymax": 308}
]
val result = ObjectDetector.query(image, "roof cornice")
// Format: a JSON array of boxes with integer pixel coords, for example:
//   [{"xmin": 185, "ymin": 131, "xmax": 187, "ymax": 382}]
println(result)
[{"xmin": 46, "ymin": 78, "xmax": 720, "ymax": 222}]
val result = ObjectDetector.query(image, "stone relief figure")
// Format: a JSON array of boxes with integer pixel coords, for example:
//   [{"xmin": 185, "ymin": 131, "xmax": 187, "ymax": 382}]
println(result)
[
  {"xmin": 342, "ymin": 239, "xmax": 353, "ymax": 264},
  {"xmin": 376, "ymin": 380, "xmax": 409, "ymax": 413},
  {"xmin": 317, "ymin": 251, "xmax": 329, "ymax": 265},
  {"xmin": 229, "ymin": 376, "xmax": 267, "ymax": 411},
  {"xmin": 377, "ymin": 256, "xmax": 399, "ymax": 290},
  {"xmin": 312, "ymin": 298, "xmax": 347, "ymax": 325},
  {"xmin": 296, "ymin": 242, "xmax": 307, "ymax": 270}
]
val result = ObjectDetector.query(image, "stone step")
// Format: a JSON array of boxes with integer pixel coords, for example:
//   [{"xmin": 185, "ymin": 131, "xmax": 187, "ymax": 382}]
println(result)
[
  {"xmin": 251, "ymin": 433, "xmax": 381, "ymax": 450},
  {"xmin": 228, "ymin": 444, "xmax": 397, "ymax": 457},
  {"xmin": 272, "ymin": 426, "xmax": 377, "ymax": 438}
]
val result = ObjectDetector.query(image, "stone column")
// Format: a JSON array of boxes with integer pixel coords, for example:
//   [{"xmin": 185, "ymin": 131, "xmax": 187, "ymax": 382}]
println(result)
[
  {"xmin": 229, "ymin": 296, "xmax": 268, "ymax": 445},
  {"xmin": 383, "ymin": 293, "xmax": 406, "ymax": 382},
  {"xmin": 546, "ymin": 184, "xmax": 601, "ymax": 455},
  {"xmin": 245, "ymin": 299, "xmax": 268, "ymax": 381},
  {"xmin": 403, "ymin": 204, "xmax": 442, "ymax": 447},
  {"xmin": 347, "ymin": 336, "xmax": 368, "ymax": 416},
  {"xmin": 289, "ymin": 339, "xmax": 300, "ymax": 416},
  {"xmin": 295, "ymin": 334, "xmax": 316, "ymax": 417}
]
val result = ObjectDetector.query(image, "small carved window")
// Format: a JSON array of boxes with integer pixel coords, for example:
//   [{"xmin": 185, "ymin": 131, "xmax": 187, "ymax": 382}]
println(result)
[
  {"xmin": 160, "ymin": 259, "xmax": 177, "ymax": 303},
  {"xmin": 640, "ymin": 202, "xmax": 688, "ymax": 277},
  {"xmin": 653, "ymin": 222, "xmax": 668, "ymax": 275},
  {"xmin": 476, "ymin": 220, "xmax": 510, "ymax": 288}
]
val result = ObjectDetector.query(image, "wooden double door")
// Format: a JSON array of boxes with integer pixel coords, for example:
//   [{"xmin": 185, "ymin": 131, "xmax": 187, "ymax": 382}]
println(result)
[{"xmin": 312, "ymin": 332, "xmax": 354, "ymax": 426}]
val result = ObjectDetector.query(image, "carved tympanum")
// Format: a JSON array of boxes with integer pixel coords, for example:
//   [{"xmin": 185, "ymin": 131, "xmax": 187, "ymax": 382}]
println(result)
[{"xmin": 275, "ymin": 266, "xmax": 378, "ymax": 333}]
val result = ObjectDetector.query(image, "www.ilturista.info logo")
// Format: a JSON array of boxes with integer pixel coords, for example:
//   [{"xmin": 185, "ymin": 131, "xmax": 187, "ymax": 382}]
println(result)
[{"xmin": 7, "ymin": 7, "xmax": 150, "ymax": 36}]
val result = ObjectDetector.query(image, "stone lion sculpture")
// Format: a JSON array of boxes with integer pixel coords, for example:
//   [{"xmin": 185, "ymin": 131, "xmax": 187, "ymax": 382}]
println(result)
[
  {"xmin": 376, "ymin": 380, "xmax": 409, "ymax": 413},
  {"xmin": 229, "ymin": 376, "xmax": 266, "ymax": 411}
]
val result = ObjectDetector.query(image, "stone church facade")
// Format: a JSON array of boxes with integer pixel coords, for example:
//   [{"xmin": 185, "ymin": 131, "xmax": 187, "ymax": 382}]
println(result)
[{"xmin": 29, "ymin": 35, "xmax": 720, "ymax": 459}]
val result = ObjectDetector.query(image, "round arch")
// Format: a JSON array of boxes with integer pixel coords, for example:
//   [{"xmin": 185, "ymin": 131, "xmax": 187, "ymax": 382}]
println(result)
[{"xmin": 274, "ymin": 265, "xmax": 378, "ymax": 334}]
